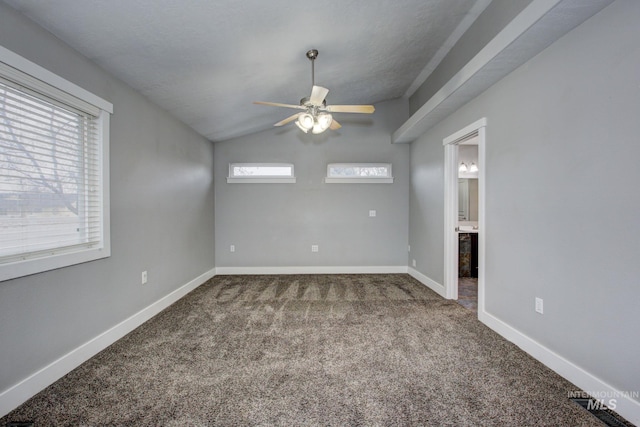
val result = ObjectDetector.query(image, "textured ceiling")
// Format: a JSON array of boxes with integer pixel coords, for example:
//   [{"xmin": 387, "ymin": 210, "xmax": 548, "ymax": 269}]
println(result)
[{"xmin": 3, "ymin": 0, "xmax": 483, "ymax": 142}]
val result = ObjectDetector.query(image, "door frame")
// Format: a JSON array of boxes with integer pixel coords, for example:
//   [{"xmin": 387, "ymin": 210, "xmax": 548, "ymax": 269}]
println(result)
[{"xmin": 443, "ymin": 118, "xmax": 486, "ymax": 314}]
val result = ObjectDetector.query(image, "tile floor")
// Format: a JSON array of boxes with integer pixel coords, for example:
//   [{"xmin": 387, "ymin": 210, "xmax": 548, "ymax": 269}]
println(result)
[{"xmin": 456, "ymin": 277, "xmax": 477, "ymax": 311}]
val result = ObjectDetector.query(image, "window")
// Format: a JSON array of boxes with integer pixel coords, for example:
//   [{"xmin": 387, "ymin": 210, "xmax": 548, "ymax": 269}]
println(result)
[
  {"xmin": 0, "ymin": 46, "xmax": 112, "ymax": 281},
  {"xmin": 227, "ymin": 163, "xmax": 296, "ymax": 183},
  {"xmin": 325, "ymin": 163, "xmax": 393, "ymax": 183}
]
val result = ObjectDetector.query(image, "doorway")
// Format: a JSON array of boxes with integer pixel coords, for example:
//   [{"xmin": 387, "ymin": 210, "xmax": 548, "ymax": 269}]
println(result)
[
  {"xmin": 457, "ymin": 144, "xmax": 479, "ymax": 310},
  {"xmin": 443, "ymin": 118, "xmax": 486, "ymax": 316}
]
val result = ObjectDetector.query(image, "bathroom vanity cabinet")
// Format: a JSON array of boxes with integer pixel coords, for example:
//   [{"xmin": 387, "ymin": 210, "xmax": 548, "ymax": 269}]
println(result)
[{"xmin": 459, "ymin": 232, "xmax": 478, "ymax": 278}]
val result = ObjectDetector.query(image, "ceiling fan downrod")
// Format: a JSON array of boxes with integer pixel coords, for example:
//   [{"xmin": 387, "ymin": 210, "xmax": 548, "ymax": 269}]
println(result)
[{"xmin": 306, "ymin": 49, "xmax": 319, "ymax": 87}]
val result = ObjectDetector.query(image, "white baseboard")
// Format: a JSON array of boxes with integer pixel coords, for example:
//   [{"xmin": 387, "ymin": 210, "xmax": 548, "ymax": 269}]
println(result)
[
  {"xmin": 215, "ymin": 266, "xmax": 408, "ymax": 275},
  {"xmin": 407, "ymin": 267, "xmax": 446, "ymax": 298},
  {"xmin": 479, "ymin": 309, "xmax": 640, "ymax": 426},
  {"xmin": 0, "ymin": 267, "xmax": 217, "ymax": 418}
]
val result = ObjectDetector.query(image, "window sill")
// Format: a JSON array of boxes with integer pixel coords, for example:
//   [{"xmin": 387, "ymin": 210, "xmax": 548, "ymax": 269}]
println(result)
[
  {"xmin": 227, "ymin": 177, "xmax": 296, "ymax": 184},
  {"xmin": 0, "ymin": 246, "xmax": 111, "ymax": 282},
  {"xmin": 324, "ymin": 177, "xmax": 394, "ymax": 184}
]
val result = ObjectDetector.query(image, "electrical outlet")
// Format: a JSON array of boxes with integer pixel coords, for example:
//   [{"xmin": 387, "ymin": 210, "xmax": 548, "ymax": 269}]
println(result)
[
  {"xmin": 141, "ymin": 271, "xmax": 148, "ymax": 285},
  {"xmin": 230, "ymin": 245, "xmax": 235, "ymax": 253},
  {"xmin": 535, "ymin": 297, "xmax": 543, "ymax": 314},
  {"xmin": 311, "ymin": 245, "xmax": 319, "ymax": 252},
  {"xmin": 412, "ymin": 259, "xmax": 416, "ymax": 267},
  {"xmin": 408, "ymin": 245, "xmax": 411, "ymax": 252},
  {"xmin": 369, "ymin": 210, "xmax": 376, "ymax": 217}
]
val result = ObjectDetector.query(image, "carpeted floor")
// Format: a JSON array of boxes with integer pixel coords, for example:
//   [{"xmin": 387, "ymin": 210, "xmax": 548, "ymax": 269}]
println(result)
[{"xmin": 1, "ymin": 274, "xmax": 607, "ymax": 426}]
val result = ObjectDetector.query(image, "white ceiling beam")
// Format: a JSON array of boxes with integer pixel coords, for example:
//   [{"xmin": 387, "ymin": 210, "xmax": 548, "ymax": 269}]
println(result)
[{"xmin": 392, "ymin": 0, "xmax": 613, "ymax": 144}]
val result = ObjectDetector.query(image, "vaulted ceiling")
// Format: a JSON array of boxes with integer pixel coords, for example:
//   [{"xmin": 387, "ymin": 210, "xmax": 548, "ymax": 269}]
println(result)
[
  {"xmin": 2, "ymin": 1, "xmax": 614, "ymax": 143},
  {"xmin": 1, "ymin": 0, "xmax": 488, "ymax": 142}
]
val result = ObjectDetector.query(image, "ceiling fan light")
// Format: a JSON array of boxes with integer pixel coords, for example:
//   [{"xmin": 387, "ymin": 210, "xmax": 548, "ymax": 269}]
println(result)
[
  {"xmin": 295, "ymin": 120, "xmax": 309, "ymax": 133},
  {"xmin": 297, "ymin": 113, "xmax": 314, "ymax": 130},
  {"xmin": 319, "ymin": 113, "xmax": 332, "ymax": 128},
  {"xmin": 312, "ymin": 113, "xmax": 333, "ymax": 134}
]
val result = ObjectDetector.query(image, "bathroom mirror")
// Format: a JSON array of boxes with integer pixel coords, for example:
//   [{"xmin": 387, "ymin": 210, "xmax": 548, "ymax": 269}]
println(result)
[{"xmin": 458, "ymin": 178, "xmax": 478, "ymax": 221}]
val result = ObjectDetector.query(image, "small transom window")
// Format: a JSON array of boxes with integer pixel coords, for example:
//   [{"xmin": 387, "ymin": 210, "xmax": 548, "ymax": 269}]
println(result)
[
  {"xmin": 325, "ymin": 163, "xmax": 393, "ymax": 184},
  {"xmin": 227, "ymin": 163, "xmax": 295, "ymax": 183}
]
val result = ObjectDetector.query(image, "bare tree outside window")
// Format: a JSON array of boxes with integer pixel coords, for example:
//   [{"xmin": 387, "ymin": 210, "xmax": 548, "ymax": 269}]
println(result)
[{"xmin": 0, "ymin": 81, "xmax": 93, "ymax": 258}]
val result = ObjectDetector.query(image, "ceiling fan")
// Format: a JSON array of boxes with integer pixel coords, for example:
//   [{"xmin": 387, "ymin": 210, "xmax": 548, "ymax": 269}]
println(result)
[{"xmin": 253, "ymin": 49, "xmax": 375, "ymax": 134}]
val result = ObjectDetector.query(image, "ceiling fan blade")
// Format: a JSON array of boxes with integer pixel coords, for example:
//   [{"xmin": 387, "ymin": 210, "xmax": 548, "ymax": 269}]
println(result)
[
  {"xmin": 326, "ymin": 104, "xmax": 375, "ymax": 114},
  {"xmin": 274, "ymin": 113, "xmax": 301, "ymax": 127},
  {"xmin": 309, "ymin": 85, "xmax": 329, "ymax": 106},
  {"xmin": 330, "ymin": 119, "xmax": 342, "ymax": 130},
  {"xmin": 253, "ymin": 101, "xmax": 305, "ymax": 110}
]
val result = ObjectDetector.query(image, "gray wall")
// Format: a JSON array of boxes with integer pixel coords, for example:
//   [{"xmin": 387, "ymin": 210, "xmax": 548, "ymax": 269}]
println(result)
[
  {"xmin": 409, "ymin": 129, "xmax": 445, "ymax": 281},
  {"xmin": 410, "ymin": 0, "xmax": 639, "ymax": 399},
  {"xmin": 0, "ymin": 4, "xmax": 215, "ymax": 394},
  {"xmin": 215, "ymin": 99, "xmax": 410, "ymax": 268}
]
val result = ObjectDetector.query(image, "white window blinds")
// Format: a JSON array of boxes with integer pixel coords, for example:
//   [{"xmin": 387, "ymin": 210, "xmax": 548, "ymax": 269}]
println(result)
[{"xmin": 0, "ymin": 77, "xmax": 102, "ymax": 264}]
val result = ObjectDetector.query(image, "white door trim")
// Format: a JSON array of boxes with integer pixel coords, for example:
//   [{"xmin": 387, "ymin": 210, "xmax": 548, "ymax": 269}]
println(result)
[
  {"xmin": 443, "ymin": 118, "xmax": 486, "ymax": 313},
  {"xmin": 443, "ymin": 141, "xmax": 459, "ymax": 300}
]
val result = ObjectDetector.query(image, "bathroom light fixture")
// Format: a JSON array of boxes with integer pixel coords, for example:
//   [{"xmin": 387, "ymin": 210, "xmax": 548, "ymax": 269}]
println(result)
[{"xmin": 459, "ymin": 162, "xmax": 479, "ymax": 174}]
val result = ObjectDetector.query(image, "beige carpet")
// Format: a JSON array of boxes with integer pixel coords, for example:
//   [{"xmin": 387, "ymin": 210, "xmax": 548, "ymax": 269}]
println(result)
[{"xmin": 1, "ymin": 274, "xmax": 606, "ymax": 426}]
